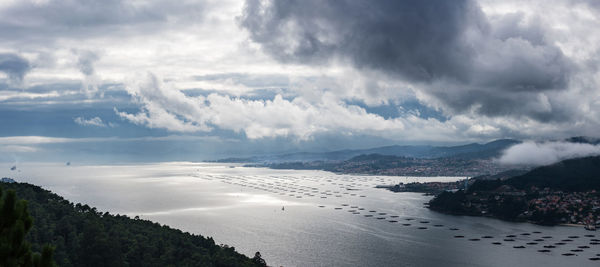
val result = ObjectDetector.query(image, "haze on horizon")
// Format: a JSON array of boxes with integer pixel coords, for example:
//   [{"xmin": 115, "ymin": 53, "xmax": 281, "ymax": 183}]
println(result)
[{"xmin": 1, "ymin": 0, "xmax": 600, "ymax": 163}]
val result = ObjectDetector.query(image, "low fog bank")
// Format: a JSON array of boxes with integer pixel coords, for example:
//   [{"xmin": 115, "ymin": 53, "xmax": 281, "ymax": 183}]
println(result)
[{"xmin": 498, "ymin": 141, "xmax": 600, "ymax": 166}]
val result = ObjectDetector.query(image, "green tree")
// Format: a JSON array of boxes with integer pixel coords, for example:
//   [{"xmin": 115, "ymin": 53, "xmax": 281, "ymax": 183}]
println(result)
[
  {"xmin": 0, "ymin": 187, "xmax": 56, "ymax": 267},
  {"xmin": 251, "ymin": 252, "xmax": 267, "ymax": 266}
]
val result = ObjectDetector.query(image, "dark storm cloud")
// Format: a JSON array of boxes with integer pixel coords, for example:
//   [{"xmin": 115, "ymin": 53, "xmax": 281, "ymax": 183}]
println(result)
[
  {"xmin": 0, "ymin": 53, "xmax": 31, "ymax": 84},
  {"xmin": 239, "ymin": 0, "xmax": 574, "ymax": 121},
  {"xmin": 240, "ymin": 0, "xmax": 478, "ymax": 82}
]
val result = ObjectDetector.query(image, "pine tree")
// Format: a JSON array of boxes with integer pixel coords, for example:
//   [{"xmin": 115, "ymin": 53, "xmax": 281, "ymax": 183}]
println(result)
[
  {"xmin": 251, "ymin": 252, "xmax": 267, "ymax": 266},
  {"xmin": 0, "ymin": 187, "xmax": 56, "ymax": 267}
]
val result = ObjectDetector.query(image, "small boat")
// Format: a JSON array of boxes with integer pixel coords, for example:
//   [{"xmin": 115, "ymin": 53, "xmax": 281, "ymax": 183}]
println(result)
[
  {"xmin": 282, "ymin": 206, "xmax": 285, "ymax": 211},
  {"xmin": 513, "ymin": 246, "xmax": 525, "ymax": 249}
]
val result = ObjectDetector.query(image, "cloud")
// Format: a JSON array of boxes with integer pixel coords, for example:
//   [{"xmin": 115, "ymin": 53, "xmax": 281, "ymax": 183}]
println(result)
[
  {"xmin": 238, "ymin": 0, "xmax": 574, "ymax": 122},
  {"xmin": 0, "ymin": 145, "xmax": 38, "ymax": 153},
  {"xmin": 0, "ymin": 136, "xmax": 74, "ymax": 145},
  {"xmin": 74, "ymin": 49, "xmax": 99, "ymax": 77},
  {"xmin": 74, "ymin": 116, "xmax": 108, "ymax": 127},
  {"xmin": 114, "ymin": 73, "xmax": 600, "ymax": 142},
  {"xmin": 498, "ymin": 141, "xmax": 600, "ymax": 166},
  {"xmin": 0, "ymin": 53, "xmax": 31, "ymax": 84},
  {"xmin": 0, "ymin": 135, "xmax": 227, "ymax": 146},
  {"xmin": 0, "ymin": 0, "xmax": 206, "ymax": 42},
  {"xmin": 116, "ymin": 73, "xmax": 407, "ymax": 139},
  {"xmin": 72, "ymin": 49, "xmax": 101, "ymax": 95}
]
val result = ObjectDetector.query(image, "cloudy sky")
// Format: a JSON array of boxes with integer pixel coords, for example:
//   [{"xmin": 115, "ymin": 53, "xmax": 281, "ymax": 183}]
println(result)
[{"xmin": 1, "ymin": 0, "xmax": 599, "ymax": 162}]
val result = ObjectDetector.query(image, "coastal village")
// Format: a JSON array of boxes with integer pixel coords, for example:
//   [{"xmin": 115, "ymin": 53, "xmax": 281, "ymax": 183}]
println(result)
[
  {"xmin": 407, "ymin": 180, "xmax": 600, "ymax": 229},
  {"xmin": 384, "ymin": 178, "xmax": 600, "ymax": 229}
]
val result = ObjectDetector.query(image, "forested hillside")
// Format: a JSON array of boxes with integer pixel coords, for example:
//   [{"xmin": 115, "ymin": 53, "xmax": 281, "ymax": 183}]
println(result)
[{"xmin": 0, "ymin": 181, "xmax": 266, "ymax": 267}]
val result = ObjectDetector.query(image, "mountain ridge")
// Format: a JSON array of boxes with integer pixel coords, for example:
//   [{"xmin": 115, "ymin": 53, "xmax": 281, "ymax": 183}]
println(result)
[{"xmin": 214, "ymin": 139, "xmax": 521, "ymax": 163}]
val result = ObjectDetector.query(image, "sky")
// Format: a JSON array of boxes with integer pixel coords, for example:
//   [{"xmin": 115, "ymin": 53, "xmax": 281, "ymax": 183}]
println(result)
[{"xmin": 1, "ymin": 0, "xmax": 600, "ymax": 163}]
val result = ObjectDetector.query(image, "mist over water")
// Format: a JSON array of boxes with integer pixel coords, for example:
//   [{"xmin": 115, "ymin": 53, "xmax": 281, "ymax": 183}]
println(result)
[{"xmin": 2, "ymin": 162, "xmax": 599, "ymax": 266}]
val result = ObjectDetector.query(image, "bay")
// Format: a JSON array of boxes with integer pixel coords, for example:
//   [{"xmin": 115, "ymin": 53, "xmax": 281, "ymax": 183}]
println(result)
[{"xmin": 2, "ymin": 162, "xmax": 598, "ymax": 267}]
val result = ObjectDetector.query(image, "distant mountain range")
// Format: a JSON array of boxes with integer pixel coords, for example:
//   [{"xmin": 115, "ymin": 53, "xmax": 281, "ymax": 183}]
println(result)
[{"xmin": 215, "ymin": 139, "xmax": 521, "ymax": 163}]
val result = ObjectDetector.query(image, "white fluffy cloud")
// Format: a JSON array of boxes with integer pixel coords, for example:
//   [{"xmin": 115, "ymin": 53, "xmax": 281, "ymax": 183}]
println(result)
[
  {"xmin": 116, "ymin": 73, "xmax": 408, "ymax": 139},
  {"xmin": 74, "ymin": 116, "xmax": 108, "ymax": 127},
  {"xmin": 498, "ymin": 141, "xmax": 600, "ymax": 166}
]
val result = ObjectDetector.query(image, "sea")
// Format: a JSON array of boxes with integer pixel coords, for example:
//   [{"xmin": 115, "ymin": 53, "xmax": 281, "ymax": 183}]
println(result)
[{"xmin": 2, "ymin": 162, "xmax": 599, "ymax": 267}]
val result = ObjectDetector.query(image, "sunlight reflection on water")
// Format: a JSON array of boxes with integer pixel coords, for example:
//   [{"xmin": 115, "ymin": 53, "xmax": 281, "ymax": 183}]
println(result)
[{"xmin": 2, "ymin": 162, "xmax": 598, "ymax": 267}]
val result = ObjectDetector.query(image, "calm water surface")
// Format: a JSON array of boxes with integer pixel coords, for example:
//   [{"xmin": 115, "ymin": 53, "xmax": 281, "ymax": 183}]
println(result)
[{"xmin": 3, "ymin": 162, "xmax": 599, "ymax": 267}]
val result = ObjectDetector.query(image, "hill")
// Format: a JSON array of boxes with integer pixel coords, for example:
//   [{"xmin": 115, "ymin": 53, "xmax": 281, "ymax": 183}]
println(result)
[
  {"xmin": 214, "ymin": 139, "xmax": 521, "ymax": 163},
  {"xmin": 0, "ymin": 181, "xmax": 266, "ymax": 267},
  {"xmin": 470, "ymin": 155, "xmax": 600, "ymax": 192},
  {"xmin": 429, "ymin": 156, "xmax": 600, "ymax": 226}
]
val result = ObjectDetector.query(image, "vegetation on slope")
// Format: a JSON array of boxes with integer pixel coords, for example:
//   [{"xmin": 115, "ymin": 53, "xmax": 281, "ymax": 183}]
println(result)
[
  {"xmin": 0, "ymin": 181, "xmax": 267, "ymax": 267},
  {"xmin": 469, "ymin": 156, "xmax": 600, "ymax": 192},
  {"xmin": 0, "ymin": 186, "xmax": 55, "ymax": 267},
  {"xmin": 429, "ymin": 156, "xmax": 600, "ymax": 225}
]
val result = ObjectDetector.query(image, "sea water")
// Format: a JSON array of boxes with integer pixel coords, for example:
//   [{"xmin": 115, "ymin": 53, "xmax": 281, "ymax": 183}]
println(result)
[{"xmin": 2, "ymin": 162, "xmax": 599, "ymax": 267}]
